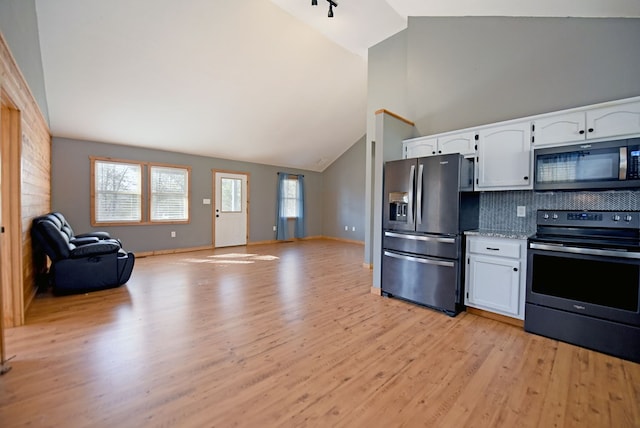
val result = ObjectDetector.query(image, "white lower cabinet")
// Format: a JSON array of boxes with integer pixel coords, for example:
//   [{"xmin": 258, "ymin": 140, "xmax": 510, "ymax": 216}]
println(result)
[{"xmin": 465, "ymin": 236, "xmax": 527, "ymax": 320}]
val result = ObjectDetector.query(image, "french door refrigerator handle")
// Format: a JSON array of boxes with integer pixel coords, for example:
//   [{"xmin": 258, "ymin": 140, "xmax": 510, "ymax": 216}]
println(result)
[
  {"xmin": 384, "ymin": 231, "xmax": 456, "ymax": 244},
  {"xmin": 384, "ymin": 251, "xmax": 455, "ymax": 267},
  {"xmin": 416, "ymin": 163, "xmax": 424, "ymax": 225},
  {"xmin": 409, "ymin": 164, "xmax": 415, "ymax": 223}
]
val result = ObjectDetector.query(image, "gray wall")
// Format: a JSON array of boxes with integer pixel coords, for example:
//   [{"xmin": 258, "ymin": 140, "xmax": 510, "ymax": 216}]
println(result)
[
  {"xmin": 322, "ymin": 136, "xmax": 366, "ymax": 241},
  {"xmin": 366, "ymin": 16, "xmax": 640, "ymax": 285},
  {"xmin": 0, "ymin": 0, "xmax": 49, "ymax": 124},
  {"xmin": 52, "ymin": 137, "xmax": 324, "ymax": 253},
  {"xmin": 406, "ymin": 17, "xmax": 640, "ymax": 136}
]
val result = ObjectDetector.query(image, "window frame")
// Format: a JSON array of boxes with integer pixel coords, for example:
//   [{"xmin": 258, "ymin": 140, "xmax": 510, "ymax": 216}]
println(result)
[
  {"xmin": 148, "ymin": 162, "xmax": 191, "ymax": 224},
  {"xmin": 90, "ymin": 157, "xmax": 192, "ymax": 226},
  {"xmin": 91, "ymin": 157, "xmax": 144, "ymax": 226},
  {"xmin": 282, "ymin": 175, "xmax": 300, "ymax": 219}
]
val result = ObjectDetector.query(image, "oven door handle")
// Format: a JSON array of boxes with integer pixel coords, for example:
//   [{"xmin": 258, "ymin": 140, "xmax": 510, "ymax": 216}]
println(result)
[
  {"xmin": 530, "ymin": 242, "xmax": 640, "ymax": 260},
  {"xmin": 384, "ymin": 251, "xmax": 455, "ymax": 267}
]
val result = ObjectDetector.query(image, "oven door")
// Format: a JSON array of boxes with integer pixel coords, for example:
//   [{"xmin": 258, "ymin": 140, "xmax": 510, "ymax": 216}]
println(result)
[{"xmin": 526, "ymin": 242, "xmax": 640, "ymax": 326}]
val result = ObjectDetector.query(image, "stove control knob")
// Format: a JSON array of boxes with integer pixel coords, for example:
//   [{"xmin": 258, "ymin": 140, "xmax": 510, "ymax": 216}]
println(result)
[
  {"xmin": 552, "ymin": 213, "xmax": 558, "ymax": 219},
  {"xmin": 612, "ymin": 214, "xmax": 621, "ymax": 221},
  {"xmin": 543, "ymin": 213, "xmax": 549, "ymax": 219},
  {"xmin": 625, "ymin": 215, "xmax": 633, "ymax": 222}
]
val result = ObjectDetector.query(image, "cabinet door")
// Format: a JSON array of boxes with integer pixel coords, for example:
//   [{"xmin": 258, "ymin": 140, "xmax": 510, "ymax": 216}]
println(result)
[
  {"xmin": 533, "ymin": 111, "xmax": 586, "ymax": 147},
  {"xmin": 438, "ymin": 131, "xmax": 477, "ymax": 156},
  {"xmin": 403, "ymin": 137, "xmax": 437, "ymax": 159},
  {"xmin": 586, "ymin": 100, "xmax": 640, "ymax": 140},
  {"xmin": 466, "ymin": 255, "xmax": 521, "ymax": 317},
  {"xmin": 476, "ymin": 122, "xmax": 532, "ymax": 190}
]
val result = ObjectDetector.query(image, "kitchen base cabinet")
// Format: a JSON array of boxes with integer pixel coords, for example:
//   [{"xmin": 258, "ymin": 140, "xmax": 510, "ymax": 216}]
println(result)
[{"xmin": 465, "ymin": 235, "xmax": 527, "ymax": 320}]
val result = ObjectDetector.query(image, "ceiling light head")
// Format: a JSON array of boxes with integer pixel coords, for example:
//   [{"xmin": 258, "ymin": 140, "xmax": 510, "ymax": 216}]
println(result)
[{"xmin": 327, "ymin": 0, "xmax": 337, "ymax": 17}]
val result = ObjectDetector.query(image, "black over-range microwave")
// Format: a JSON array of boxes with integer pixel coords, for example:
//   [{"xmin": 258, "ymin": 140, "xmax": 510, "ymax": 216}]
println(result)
[{"xmin": 534, "ymin": 138, "xmax": 640, "ymax": 191}]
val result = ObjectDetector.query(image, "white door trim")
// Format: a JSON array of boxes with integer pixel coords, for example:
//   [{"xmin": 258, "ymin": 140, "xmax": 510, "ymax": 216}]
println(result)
[{"xmin": 212, "ymin": 169, "xmax": 250, "ymax": 248}]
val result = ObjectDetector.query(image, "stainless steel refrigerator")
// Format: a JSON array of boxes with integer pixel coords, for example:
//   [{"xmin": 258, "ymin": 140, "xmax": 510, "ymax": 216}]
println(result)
[{"xmin": 381, "ymin": 153, "xmax": 479, "ymax": 316}]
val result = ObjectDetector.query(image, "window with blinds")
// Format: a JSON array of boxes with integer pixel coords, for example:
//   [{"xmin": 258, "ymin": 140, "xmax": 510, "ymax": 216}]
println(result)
[
  {"xmin": 91, "ymin": 157, "xmax": 191, "ymax": 225},
  {"xmin": 150, "ymin": 165, "xmax": 189, "ymax": 222},
  {"xmin": 93, "ymin": 160, "xmax": 142, "ymax": 223},
  {"xmin": 282, "ymin": 177, "xmax": 299, "ymax": 218}
]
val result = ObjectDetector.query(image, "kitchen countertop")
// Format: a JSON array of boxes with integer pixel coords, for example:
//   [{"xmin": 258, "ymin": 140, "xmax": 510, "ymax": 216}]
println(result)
[{"xmin": 464, "ymin": 229, "xmax": 533, "ymax": 240}]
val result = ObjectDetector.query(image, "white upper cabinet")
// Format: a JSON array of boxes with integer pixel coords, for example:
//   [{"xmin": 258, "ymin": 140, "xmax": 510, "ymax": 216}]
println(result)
[
  {"xmin": 437, "ymin": 131, "xmax": 477, "ymax": 156},
  {"xmin": 587, "ymin": 99, "xmax": 640, "ymax": 140},
  {"xmin": 401, "ymin": 96, "xmax": 640, "ymax": 190},
  {"xmin": 476, "ymin": 121, "xmax": 532, "ymax": 191},
  {"xmin": 403, "ymin": 131, "xmax": 476, "ymax": 159},
  {"xmin": 533, "ymin": 111, "xmax": 586, "ymax": 147},
  {"xmin": 403, "ymin": 136, "xmax": 437, "ymax": 159},
  {"xmin": 533, "ymin": 98, "xmax": 640, "ymax": 147}
]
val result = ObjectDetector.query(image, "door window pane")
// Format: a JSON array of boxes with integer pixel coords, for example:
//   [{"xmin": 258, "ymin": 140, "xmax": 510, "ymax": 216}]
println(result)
[{"xmin": 221, "ymin": 178, "xmax": 242, "ymax": 212}]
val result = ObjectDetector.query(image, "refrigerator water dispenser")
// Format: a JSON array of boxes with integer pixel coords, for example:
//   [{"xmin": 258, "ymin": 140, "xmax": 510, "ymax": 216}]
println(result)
[{"xmin": 389, "ymin": 192, "xmax": 409, "ymax": 222}]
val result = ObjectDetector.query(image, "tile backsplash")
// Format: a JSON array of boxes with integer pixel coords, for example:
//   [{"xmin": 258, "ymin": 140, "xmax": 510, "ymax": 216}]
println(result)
[{"xmin": 478, "ymin": 190, "xmax": 640, "ymax": 234}]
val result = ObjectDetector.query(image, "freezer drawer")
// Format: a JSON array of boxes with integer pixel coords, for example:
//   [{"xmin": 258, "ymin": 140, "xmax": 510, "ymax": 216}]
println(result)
[
  {"xmin": 381, "ymin": 250, "xmax": 461, "ymax": 316},
  {"xmin": 383, "ymin": 231, "xmax": 460, "ymax": 259}
]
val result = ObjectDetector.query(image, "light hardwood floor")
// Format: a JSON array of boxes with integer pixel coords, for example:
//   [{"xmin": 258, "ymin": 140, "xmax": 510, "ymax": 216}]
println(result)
[{"xmin": 1, "ymin": 240, "xmax": 639, "ymax": 427}]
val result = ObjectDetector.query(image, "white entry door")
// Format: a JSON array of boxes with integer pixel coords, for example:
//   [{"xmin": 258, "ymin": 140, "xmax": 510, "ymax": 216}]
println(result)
[{"xmin": 214, "ymin": 171, "xmax": 248, "ymax": 247}]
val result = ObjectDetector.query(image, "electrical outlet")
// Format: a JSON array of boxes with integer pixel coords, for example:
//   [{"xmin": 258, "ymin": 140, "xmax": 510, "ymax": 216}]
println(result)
[
  {"xmin": 273, "ymin": 225, "xmax": 276, "ymax": 231},
  {"xmin": 517, "ymin": 206, "xmax": 526, "ymax": 217},
  {"xmin": 352, "ymin": 227, "xmax": 355, "ymax": 231},
  {"xmin": 171, "ymin": 231, "xmax": 176, "ymax": 238},
  {"xmin": 344, "ymin": 226, "xmax": 348, "ymax": 231}
]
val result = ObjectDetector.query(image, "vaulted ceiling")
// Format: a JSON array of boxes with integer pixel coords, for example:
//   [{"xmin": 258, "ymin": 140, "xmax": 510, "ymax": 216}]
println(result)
[{"xmin": 34, "ymin": 0, "xmax": 640, "ymax": 171}]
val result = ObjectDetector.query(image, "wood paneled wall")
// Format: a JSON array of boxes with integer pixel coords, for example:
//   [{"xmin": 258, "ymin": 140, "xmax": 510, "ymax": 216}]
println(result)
[{"xmin": 0, "ymin": 30, "xmax": 51, "ymax": 328}]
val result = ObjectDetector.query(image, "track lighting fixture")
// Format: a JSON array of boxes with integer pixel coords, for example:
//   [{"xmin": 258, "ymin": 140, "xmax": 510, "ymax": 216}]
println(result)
[
  {"xmin": 328, "ymin": 1, "xmax": 337, "ymax": 18},
  {"xmin": 311, "ymin": 0, "xmax": 337, "ymax": 18}
]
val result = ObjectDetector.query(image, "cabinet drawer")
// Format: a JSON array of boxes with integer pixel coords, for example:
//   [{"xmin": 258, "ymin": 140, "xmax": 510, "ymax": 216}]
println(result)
[{"xmin": 468, "ymin": 238, "xmax": 521, "ymax": 258}]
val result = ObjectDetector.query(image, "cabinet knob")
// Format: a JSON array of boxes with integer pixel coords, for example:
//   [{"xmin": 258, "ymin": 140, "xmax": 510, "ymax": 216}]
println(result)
[
  {"xmin": 438, "ymin": 150, "xmax": 442, "ymax": 154},
  {"xmin": 523, "ymin": 176, "xmax": 529, "ymax": 180},
  {"xmin": 432, "ymin": 151, "xmax": 436, "ymax": 154},
  {"xmin": 513, "ymin": 267, "xmax": 518, "ymax": 272},
  {"xmin": 474, "ymin": 134, "xmax": 479, "ymax": 141},
  {"xmin": 579, "ymin": 130, "xmax": 585, "ymax": 135},
  {"xmin": 588, "ymin": 128, "xmax": 594, "ymax": 133}
]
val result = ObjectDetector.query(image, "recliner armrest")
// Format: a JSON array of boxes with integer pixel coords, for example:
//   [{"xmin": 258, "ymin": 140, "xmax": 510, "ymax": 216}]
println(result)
[
  {"xmin": 75, "ymin": 231, "xmax": 112, "ymax": 240},
  {"xmin": 70, "ymin": 236, "xmax": 100, "ymax": 246},
  {"xmin": 69, "ymin": 242, "xmax": 121, "ymax": 259}
]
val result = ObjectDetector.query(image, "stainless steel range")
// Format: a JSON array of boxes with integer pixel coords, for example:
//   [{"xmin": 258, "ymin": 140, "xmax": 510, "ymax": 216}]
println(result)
[{"xmin": 525, "ymin": 210, "xmax": 640, "ymax": 363}]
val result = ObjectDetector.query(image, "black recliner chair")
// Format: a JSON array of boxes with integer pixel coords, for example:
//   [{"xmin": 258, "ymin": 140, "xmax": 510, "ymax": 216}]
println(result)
[{"xmin": 31, "ymin": 212, "xmax": 135, "ymax": 295}]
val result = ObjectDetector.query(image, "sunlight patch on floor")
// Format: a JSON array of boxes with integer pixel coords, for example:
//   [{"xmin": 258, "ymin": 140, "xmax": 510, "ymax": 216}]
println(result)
[{"xmin": 180, "ymin": 253, "xmax": 280, "ymax": 265}]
